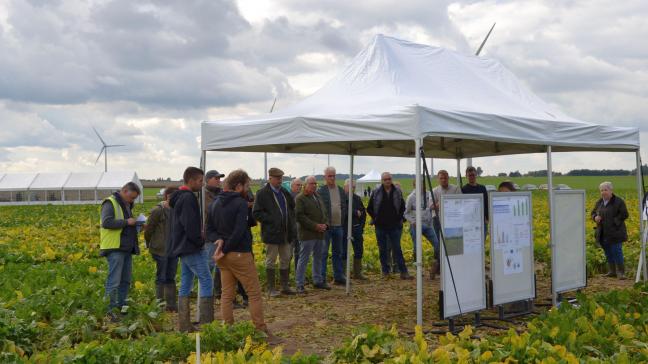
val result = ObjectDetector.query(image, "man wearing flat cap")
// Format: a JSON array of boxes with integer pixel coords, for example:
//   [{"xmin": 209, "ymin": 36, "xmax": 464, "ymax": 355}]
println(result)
[{"xmin": 253, "ymin": 167, "xmax": 297, "ymax": 297}]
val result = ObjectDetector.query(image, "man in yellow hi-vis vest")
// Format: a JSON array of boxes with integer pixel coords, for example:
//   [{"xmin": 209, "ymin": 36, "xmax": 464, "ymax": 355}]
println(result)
[{"xmin": 100, "ymin": 182, "xmax": 141, "ymax": 322}]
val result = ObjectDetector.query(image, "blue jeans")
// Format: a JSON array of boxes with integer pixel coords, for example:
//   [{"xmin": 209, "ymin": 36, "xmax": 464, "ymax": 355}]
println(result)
[
  {"xmin": 409, "ymin": 224, "xmax": 439, "ymax": 260},
  {"xmin": 105, "ymin": 251, "xmax": 133, "ymax": 311},
  {"xmin": 342, "ymin": 225, "xmax": 364, "ymax": 260},
  {"xmin": 376, "ymin": 226, "xmax": 407, "ymax": 274},
  {"xmin": 602, "ymin": 243, "xmax": 624, "ymax": 265},
  {"xmin": 152, "ymin": 254, "xmax": 178, "ymax": 285},
  {"xmin": 296, "ymin": 239, "xmax": 325, "ymax": 287},
  {"xmin": 205, "ymin": 243, "xmax": 216, "ymax": 271},
  {"xmin": 179, "ymin": 250, "xmax": 213, "ymax": 297},
  {"xmin": 321, "ymin": 226, "xmax": 346, "ymax": 281}
]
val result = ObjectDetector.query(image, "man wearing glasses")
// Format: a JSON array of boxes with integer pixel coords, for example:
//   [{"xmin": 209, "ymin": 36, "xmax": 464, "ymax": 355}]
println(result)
[
  {"xmin": 290, "ymin": 178, "xmax": 304, "ymax": 271},
  {"xmin": 317, "ymin": 166, "xmax": 348, "ymax": 285},
  {"xmin": 367, "ymin": 172, "xmax": 413, "ymax": 280}
]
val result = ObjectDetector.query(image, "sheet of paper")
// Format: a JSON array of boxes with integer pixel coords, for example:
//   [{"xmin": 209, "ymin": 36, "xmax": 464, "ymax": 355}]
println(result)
[
  {"xmin": 462, "ymin": 199, "xmax": 482, "ymax": 254},
  {"xmin": 503, "ymin": 247, "xmax": 523, "ymax": 275},
  {"xmin": 492, "ymin": 196, "xmax": 531, "ymax": 250}
]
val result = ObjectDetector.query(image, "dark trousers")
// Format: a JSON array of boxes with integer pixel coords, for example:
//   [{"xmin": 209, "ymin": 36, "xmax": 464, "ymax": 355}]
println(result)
[
  {"xmin": 293, "ymin": 239, "xmax": 301, "ymax": 272},
  {"xmin": 376, "ymin": 225, "xmax": 407, "ymax": 274},
  {"xmin": 602, "ymin": 242, "xmax": 624, "ymax": 265},
  {"xmin": 152, "ymin": 254, "xmax": 178, "ymax": 285},
  {"xmin": 342, "ymin": 224, "xmax": 364, "ymax": 260}
]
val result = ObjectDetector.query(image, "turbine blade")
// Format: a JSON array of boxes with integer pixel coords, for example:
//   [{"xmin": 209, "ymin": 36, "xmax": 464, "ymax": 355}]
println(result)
[
  {"xmin": 92, "ymin": 127, "xmax": 107, "ymax": 146},
  {"xmin": 269, "ymin": 97, "xmax": 277, "ymax": 113},
  {"xmin": 95, "ymin": 147, "xmax": 105, "ymax": 164},
  {"xmin": 106, "ymin": 144, "xmax": 125, "ymax": 147},
  {"xmin": 475, "ymin": 22, "xmax": 496, "ymax": 56}
]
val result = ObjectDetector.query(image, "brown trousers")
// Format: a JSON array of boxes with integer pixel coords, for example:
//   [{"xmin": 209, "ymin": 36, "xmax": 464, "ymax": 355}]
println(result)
[{"xmin": 219, "ymin": 252, "xmax": 267, "ymax": 331}]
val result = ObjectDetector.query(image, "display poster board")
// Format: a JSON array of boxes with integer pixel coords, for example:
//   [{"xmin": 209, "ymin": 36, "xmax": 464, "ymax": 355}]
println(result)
[
  {"xmin": 552, "ymin": 190, "xmax": 587, "ymax": 294},
  {"xmin": 440, "ymin": 194, "xmax": 486, "ymax": 318},
  {"xmin": 490, "ymin": 192, "xmax": 535, "ymax": 305}
]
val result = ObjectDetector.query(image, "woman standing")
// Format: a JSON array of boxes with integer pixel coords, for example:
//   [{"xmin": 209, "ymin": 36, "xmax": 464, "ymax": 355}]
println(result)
[
  {"xmin": 591, "ymin": 181, "xmax": 629, "ymax": 279},
  {"xmin": 144, "ymin": 186, "xmax": 179, "ymax": 310}
]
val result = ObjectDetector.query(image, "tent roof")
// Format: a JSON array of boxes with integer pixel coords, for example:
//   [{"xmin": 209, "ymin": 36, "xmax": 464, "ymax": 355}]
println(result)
[
  {"xmin": 97, "ymin": 171, "xmax": 141, "ymax": 189},
  {"xmin": 202, "ymin": 35, "xmax": 639, "ymax": 158},
  {"xmin": 0, "ymin": 173, "xmax": 38, "ymax": 190},
  {"xmin": 30, "ymin": 173, "xmax": 71, "ymax": 190},
  {"xmin": 357, "ymin": 170, "xmax": 382, "ymax": 182},
  {"xmin": 62, "ymin": 172, "xmax": 103, "ymax": 189}
]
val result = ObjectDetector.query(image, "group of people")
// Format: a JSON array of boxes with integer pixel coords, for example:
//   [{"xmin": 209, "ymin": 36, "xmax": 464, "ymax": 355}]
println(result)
[{"xmin": 98, "ymin": 164, "xmax": 630, "ymax": 338}]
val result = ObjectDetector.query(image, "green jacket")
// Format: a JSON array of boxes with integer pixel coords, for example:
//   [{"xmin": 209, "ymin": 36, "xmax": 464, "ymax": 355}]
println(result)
[
  {"xmin": 295, "ymin": 192, "xmax": 329, "ymax": 241},
  {"xmin": 144, "ymin": 202, "xmax": 170, "ymax": 256}
]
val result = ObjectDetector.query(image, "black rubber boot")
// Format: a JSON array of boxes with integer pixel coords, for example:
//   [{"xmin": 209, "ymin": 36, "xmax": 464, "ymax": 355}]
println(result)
[
  {"xmin": 353, "ymin": 258, "xmax": 367, "ymax": 280},
  {"xmin": 164, "ymin": 283, "xmax": 177, "ymax": 312},
  {"xmin": 280, "ymin": 269, "xmax": 296, "ymax": 295},
  {"xmin": 198, "ymin": 297, "xmax": 214, "ymax": 325},
  {"xmin": 606, "ymin": 263, "xmax": 616, "ymax": 277},
  {"xmin": 178, "ymin": 296, "xmax": 193, "ymax": 332},
  {"xmin": 266, "ymin": 268, "xmax": 279, "ymax": 297},
  {"xmin": 155, "ymin": 284, "xmax": 164, "ymax": 301},
  {"xmin": 617, "ymin": 263, "xmax": 626, "ymax": 280}
]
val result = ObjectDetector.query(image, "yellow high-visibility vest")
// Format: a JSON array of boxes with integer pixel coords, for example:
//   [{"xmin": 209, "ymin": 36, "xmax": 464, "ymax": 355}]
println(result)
[{"xmin": 100, "ymin": 195, "xmax": 123, "ymax": 250}]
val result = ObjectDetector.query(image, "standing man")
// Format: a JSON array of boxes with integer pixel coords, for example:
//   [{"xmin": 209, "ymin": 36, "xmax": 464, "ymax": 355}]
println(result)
[
  {"xmin": 169, "ymin": 167, "xmax": 213, "ymax": 332},
  {"xmin": 290, "ymin": 178, "xmax": 304, "ymax": 271},
  {"xmin": 210, "ymin": 169, "xmax": 279, "ymax": 342},
  {"xmin": 144, "ymin": 186, "xmax": 178, "ymax": 311},
  {"xmin": 343, "ymin": 179, "xmax": 367, "ymax": 280},
  {"xmin": 367, "ymin": 172, "xmax": 412, "ymax": 280},
  {"xmin": 295, "ymin": 176, "xmax": 330, "ymax": 292},
  {"xmin": 253, "ymin": 168, "xmax": 297, "ymax": 297},
  {"xmin": 461, "ymin": 166, "xmax": 489, "ymax": 234},
  {"xmin": 100, "ymin": 182, "xmax": 142, "ymax": 322},
  {"xmin": 317, "ymin": 167, "xmax": 348, "ymax": 285},
  {"xmin": 204, "ymin": 170, "xmax": 225, "ymax": 298},
  {"xmin": 432, "ymin": 170, "xmax": 462, "ymax": 243},
  {"xmin": 404, "ymin": 179, "xmax": 440, "ymax": 279}
]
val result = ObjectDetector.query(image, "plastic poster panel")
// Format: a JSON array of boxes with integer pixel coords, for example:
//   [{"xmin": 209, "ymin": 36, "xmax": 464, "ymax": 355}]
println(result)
[
  {"xmin": 490, "ymin": 192, "xmax": 535, "ymax": 305},
  {"xmin": 552, "ymin": 190, "xmax": 587, "ymax": 294},
  {"xmin": 440, "ymin": 194, "xmax": 486, "ymax": 318}
]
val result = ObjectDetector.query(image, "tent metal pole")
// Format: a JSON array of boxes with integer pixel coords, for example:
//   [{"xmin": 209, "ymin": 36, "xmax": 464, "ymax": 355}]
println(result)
[
  {"xmin": 430, "ymin": 158, "xmax": 434, "ymax": 177},
  {"xmin": 635, "ymin": 150, "xmax": 647, "ymax": 281},
  {"xmin": 197, "ymin": 149, "xmax": 207, "ymax": 321},
  {"xmin": 456, "ymin": 159, "xmax": 461, "ymax": 187},
  {"xmin": 264, "ymin": 153, "xmax": 268, "ymax": 181},
  {"xmin": 415, "ymin": 138, "xmax": 423, "ymax": 327},
  {"xmin": 467, "ymin": 158, "xmax": 473, "ymax": 168},
  {"xmin": 547, "ymin": 146, "xmax": 557, "ymax": 306},
  {"xmin": 346, "ymin": 154, "xmax": 354, "ymax": 294}
]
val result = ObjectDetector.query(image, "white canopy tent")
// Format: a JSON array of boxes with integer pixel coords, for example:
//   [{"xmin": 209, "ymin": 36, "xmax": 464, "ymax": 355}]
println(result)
[
  {"xmin": 0, "ymin": 171, "xmax": 143, "ymax": 205},
  {"xmin": 201, "ymin": 35, "xmax": 643, "ymax": 325},
  {"xmin": 356, "ymin": 170, "xmax": 382, "ymax": 196}
]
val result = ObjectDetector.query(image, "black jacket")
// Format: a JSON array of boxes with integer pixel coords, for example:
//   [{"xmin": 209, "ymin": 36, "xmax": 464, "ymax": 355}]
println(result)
[
  {"xmin": 349, "ymin": 194, "xmax": 367, "ymax": 228},
  {"xmin": 252, "ymin": 184, "xmax": 296, "ymax": 244},
  {"xmin": 206, "ymin": 191, "xmax": 256, "ymax": 254},
  {"xmin": 367, "ymin": 185, "xmax": 405, "ymax": 228},
  {"xmin": 591, "ymin": 194, "xmax": 629, "ymax": 245},
  {"xmin": 168, "ymin": 188, "xmax": 203, "ymax": 257}
]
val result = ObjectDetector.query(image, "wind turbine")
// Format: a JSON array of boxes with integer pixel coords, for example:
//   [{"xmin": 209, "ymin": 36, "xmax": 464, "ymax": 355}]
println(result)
[
  {"xmin": 264, "ymin": 97, "xmax": 277, "ymax": 181},
  {"xmin": 93, "ymin": 127, "xmax": 125, "ymax": 172},
  {"xmin": 466, "ymin": 22, "xmax": 496, "ymax": 169}
]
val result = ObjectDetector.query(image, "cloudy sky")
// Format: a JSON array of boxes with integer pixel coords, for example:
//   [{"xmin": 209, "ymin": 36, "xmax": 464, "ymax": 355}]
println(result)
[{"xmin": 1, "ymin": 0, "xmax": 647, "ymax": 180}]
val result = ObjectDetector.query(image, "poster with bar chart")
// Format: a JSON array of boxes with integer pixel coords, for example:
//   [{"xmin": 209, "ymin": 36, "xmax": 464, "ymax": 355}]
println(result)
[{"xmin": 490, "ymin": 192, "xmax": 535, "ymax": 306}]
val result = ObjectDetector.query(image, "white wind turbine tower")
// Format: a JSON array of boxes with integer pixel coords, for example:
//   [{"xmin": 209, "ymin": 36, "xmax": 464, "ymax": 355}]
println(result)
[{"xmin": 93, "ymin": 127, "xmax": 125, "ymax": 172}]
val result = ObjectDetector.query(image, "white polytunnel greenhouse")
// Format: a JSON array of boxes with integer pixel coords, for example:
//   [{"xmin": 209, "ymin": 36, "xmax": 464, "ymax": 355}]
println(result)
[{"xmin": 0, "ymin": 171, "xmax": 143, "ymax": 205}]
